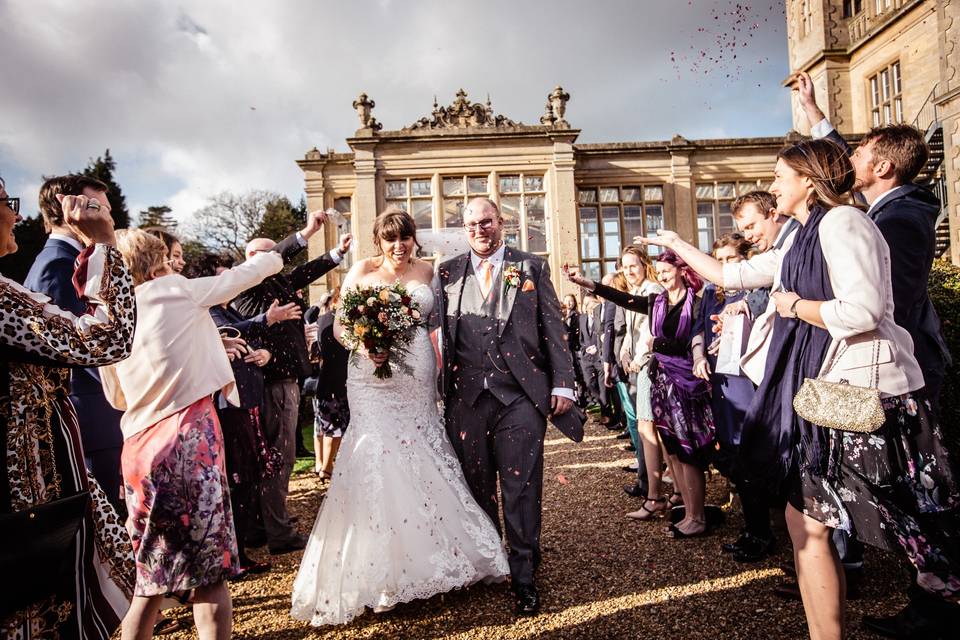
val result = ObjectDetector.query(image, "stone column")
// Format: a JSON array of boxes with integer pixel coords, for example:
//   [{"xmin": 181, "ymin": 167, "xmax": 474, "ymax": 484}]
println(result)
[
  {"xmin": 549, "ymin": 133, "xmax": 579, "ymax": 298},
  {"xmin": 669, "ymin": 139, "xmax": 695, "ymax": 245},
  {"xmin": 349, "ymin": 140, "xmax": 379, "ymax": 262}
]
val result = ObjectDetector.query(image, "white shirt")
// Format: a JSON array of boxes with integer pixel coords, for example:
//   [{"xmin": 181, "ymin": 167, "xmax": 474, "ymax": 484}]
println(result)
[
  {"xmin": 469, "ymin": 243, "xmax": 573, "ymax": 401},
  {"xmin": 49, "ymin": 232, "xmax": 84, "ymax": 253},
  {"xmin": 470, "ymin": 243, "xmax": 506, "ymax": 282}
]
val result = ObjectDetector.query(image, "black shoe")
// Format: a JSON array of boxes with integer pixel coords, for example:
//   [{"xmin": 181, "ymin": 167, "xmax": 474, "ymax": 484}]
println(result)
[
  {"xmin": 605, "ymin": 422, "xmax": 624, "ymax": 431},
  {"xmin": 721, "ymin": 531, "xmax": 749, "ymax": 554},
  {"xmin": 773, "ymin": 571, "xmax": 861, "ymax": 602},
  {"xmin": 622, "ymin": 465, "xmax": 639, "ymax": 473},
  {"xmin": 615, "ymin": 431, "xmax": 631, "ymax": 440},
  {"xmin": 623, "ymin": 483, "xmax": 643, "ymax": 497},
  {"xmin": 623, "ymin": 444, "xmax": 636, "ymax": 452},
  {"xmin": 513, "ymin": 582, "xmax": 540, "ymax": 616},
  {"xmin": 669, "ymin": 504, "xmax": 725, "ymax": 528},
  {"xmin": 732, "ymin": 534, "xmax": 776, "ymax": 563},
  {"xmin": 863, "ymin": 596, "xmax": 960, "ymax": 639},
  {"xmin": 268, "ymin": 534, "xmax": 307, "ymax": 555},
  {"xmin": 773, "ymin": 579, "xmax": 801, "ymax": 601},
  {"xmin": 245, "ymin": 533, "xmax": 267, "ymax": 549}
]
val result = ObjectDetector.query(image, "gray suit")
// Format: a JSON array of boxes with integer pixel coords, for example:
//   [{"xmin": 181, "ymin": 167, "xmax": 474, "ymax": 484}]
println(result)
[{"xmin": 436, "ymin": 247, "xmax": 582, "ymax": 583}]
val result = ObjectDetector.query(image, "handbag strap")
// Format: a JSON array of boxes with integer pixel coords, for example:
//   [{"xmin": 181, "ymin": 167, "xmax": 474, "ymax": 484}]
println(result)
[{"xmin": 820, "ymin": 338, "xmax": 881, "ymax": 388}]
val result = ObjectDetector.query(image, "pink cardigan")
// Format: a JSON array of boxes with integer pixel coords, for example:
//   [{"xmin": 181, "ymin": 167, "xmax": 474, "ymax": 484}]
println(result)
[{"xmin": 101, "ymin": 252, "xmax": 283, "ymax": 439}]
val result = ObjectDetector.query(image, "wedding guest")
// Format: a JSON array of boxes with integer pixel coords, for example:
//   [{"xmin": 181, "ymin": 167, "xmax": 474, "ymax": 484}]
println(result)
[
  {"xmin": 233, "ymin": 214, "xmax": 352, "ymax": 554},
  {"xmin": 697, "ymin": 233, "xmax": 774, "ymax": 561},
  {"xmin": 596, "ymin": 273, "xmax": 624, "ymax": 432},
  {"xmin": 208, "ymin": 258, "xmax": 301, "ymax": 578},
  {"xmin": 562, "ymin": 294, "xmax": 586, "ymax": 406},
  {"xmin": 564, "ymin": 251, "xmax": 716, "ymax": 537},
  {"xmin": 304, "ymin": 289, "xmax": 350, "ymax": 481},
  {"xmin": 578, "ymin": 294, "xmax": 602, "ymax": 408},
  {"xmin": 101, "ymin": 229, "xmax": 284, "ymax": 640},
  {"xmin": 607, "ymin": 272, "xmax": 637, "ymax": 448},
  {"xmin": 634, "ymin": 191, "xmax": 797, "ymax": 558},
  {"xmin": 617, "ymin": 246, "xmax": 666, "ymax": 518},
  {"xmin": 0, "ymin": 179, "xmax": 137, "ymax": 639},
  {"xmin": 24, "ymin": 174, "xmax": 127, "ymax": 513},
  {"xmin": 143, "ymin": 227, "xmax": 186, "ymax": 274},
  {"xmin": 749, "ymin": 139, "xmax": 956, "ymax": 640},
  {"xmin": 796, "ymin": 75, "xmax": 954, "ymax": 628},
  {"xmin": 795, "ymin": 71, "xmax": 951, "ymax": 416}
]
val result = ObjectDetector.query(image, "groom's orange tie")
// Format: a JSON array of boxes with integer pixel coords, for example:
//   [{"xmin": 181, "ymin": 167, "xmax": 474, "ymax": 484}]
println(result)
[{"xmin": 478, "ymin": 259, "xmax": 493, "ymax": 298}]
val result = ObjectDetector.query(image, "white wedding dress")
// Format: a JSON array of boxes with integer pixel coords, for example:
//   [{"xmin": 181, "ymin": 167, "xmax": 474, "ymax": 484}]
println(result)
[{"xmin": 291, "ymin": 284, "xmax": 509, "ymax": 626}]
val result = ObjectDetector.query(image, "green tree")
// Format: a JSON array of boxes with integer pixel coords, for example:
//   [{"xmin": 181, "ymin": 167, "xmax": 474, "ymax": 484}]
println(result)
[
  {"xmin": 137, "ymin": 205, "xmax": 178, "ymax": 231},
  {"xmin": 82, "ymin": 149, "xmax": 130, "ymax": 228}
]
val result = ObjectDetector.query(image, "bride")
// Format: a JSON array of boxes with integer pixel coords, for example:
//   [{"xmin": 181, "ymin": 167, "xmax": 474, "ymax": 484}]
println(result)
[{"xmin": 291, "ymin": 207, "xmax": 509, "ymax": 626}]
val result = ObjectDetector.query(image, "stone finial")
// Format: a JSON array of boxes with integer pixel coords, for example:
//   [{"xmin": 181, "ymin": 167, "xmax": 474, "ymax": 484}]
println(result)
[
  {"xmin": 540, "ymin": 100, "xmax": 557, "ymax": 126},
  {"xmin": 352, "ymin": 92, "xmax": 382, "ymax": 131},
  {"xmin": 548, "ymin": 86, "xmax": 570, "ymax": 128}
]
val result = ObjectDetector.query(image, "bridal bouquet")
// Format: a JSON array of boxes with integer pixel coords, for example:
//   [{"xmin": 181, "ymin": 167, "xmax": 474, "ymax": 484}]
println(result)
[{"xmin": 337, "ymin": 282, "xmax": 424, "ymax": 379}]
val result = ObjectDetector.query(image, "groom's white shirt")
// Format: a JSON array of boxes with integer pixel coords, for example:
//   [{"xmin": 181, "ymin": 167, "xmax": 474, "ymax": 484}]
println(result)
[{"xmin": 469, "ymin": 244, "xmax": 575, "ymax": 402}]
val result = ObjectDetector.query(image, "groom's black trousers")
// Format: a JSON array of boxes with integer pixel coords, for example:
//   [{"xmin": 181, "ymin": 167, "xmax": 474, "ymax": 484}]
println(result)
[{"xmin": 446, "ymin": 390, "xmax": 545, "ymax": 585}]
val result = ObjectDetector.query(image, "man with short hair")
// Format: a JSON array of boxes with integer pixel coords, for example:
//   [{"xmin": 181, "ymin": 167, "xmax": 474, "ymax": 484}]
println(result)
[
  {"xmin": 25, "ymin": 174, "xmax": 126, "ymax": 512},
  {"xmin": 795, "ymin": 70, "xmax": 957, "ymax": 638},
  {"xmin": 233, "ymin": 212, "xmax": 352, "ymax": 554},
  {"xmin": 437, "ymin": 196, "xmax": 582, "ymax": 615}
]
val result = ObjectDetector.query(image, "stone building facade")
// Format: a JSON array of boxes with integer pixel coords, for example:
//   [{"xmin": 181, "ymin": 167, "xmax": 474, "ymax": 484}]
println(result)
[{"xmin": 299, "ymin": 0, "xmax": 959, "ymax": 300}]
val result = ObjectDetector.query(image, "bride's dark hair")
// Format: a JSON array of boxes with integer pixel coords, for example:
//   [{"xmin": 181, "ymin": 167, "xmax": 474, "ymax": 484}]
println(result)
[{"xmin": 372, "ymin": 206, "xmax": 422, "ymax": 258}]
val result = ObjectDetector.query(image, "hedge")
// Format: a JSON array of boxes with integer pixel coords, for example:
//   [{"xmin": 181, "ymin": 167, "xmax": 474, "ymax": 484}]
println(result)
[{"xmin": 928, "ymin": 258, "xmax": 960, "ymax": 455}]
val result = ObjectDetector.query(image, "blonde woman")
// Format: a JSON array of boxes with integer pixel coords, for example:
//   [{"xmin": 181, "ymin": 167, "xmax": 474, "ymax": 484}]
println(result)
[{"xmin": 101, "ymin": 229, "xmax": 283, "ymax": 640}]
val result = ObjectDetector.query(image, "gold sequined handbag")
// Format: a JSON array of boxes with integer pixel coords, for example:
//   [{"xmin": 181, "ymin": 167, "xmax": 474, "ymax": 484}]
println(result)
[{"xmin": 792, "ymin": 340, "xmax": 886, "ymax": 433}]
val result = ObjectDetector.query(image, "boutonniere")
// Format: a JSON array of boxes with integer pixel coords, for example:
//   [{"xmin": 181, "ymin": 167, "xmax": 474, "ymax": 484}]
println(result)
[{"xmin": 503, "ymin": 265, "xmax": 521, "ymax": 289}]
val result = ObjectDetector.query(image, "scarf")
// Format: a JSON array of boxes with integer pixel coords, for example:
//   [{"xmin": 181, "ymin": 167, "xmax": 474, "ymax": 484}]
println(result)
[
  {"xmin": 741, "ymin": 206, "xmax": 835, "ymax": 481},
  {"xmin": 650, "ymin": 290, "xmax": 709, "ymax": 397}
]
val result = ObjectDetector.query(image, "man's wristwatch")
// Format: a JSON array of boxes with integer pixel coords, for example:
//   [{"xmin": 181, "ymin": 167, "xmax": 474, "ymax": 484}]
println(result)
[{"xmin": 789, "ymin": 297, "xmax": 801, "ymax": 318}]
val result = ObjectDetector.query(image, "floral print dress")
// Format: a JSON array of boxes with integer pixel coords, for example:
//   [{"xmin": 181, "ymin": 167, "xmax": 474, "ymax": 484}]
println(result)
[
  {"xmin": 795, "ymin": 394, "xmax": 960, "ymax": 601},
  {"xmin": 121, "ymin": 396, "xmax": 241, "ymax": 596}
]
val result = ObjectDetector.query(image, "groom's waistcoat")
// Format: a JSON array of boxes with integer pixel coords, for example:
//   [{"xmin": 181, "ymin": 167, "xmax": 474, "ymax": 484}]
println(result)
[{"xmin": 454, "ymin": 264, "xmax": 523, "ymax": 407}]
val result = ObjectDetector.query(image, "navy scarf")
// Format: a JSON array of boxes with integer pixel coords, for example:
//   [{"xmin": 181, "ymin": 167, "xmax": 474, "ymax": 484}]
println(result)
[{"xmin": 741, "ymin": 206, "xmax": 835, "ymax": 481}]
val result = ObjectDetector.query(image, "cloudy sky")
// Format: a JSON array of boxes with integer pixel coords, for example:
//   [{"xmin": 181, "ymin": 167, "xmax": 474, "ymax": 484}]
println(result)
[{"xmin": 0, "ymin": 0, "xmax": 792, "ymax": 224}]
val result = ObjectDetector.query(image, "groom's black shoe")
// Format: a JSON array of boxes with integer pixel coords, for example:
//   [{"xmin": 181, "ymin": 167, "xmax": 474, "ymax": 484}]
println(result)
[{"xmin": 513, "ymin": 582, "xmax": 540, "ymax": 616}]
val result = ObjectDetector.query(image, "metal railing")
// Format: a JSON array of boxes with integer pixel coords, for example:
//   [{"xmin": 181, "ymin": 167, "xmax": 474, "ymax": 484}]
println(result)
[{"xmin": 912, "ymin": 84, "xmax": 940, "ymax": 135}]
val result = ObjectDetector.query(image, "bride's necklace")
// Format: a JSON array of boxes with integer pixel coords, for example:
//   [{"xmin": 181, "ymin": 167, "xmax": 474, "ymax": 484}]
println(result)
[{"xmin": 380, "ymin": 255, "xmax": 412, "ymax": 281}]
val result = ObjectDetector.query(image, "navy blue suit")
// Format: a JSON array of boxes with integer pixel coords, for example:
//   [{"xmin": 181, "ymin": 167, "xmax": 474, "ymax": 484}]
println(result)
[
  {"xmin": 826, "ymin": 130, "xmax": 951, "ymax": 407},
  {"xmin": 24, "ymin": 237, "xmax": 125, "ymax": 511}
]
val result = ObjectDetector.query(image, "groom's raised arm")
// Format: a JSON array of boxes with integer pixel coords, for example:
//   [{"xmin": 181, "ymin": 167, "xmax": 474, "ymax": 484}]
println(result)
[{"xmin": 535, "ymin": 261, "xmax": 576, "ymax": 395}]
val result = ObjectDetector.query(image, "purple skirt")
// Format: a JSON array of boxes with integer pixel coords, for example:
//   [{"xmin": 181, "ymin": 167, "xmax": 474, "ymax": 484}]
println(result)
[{"xmin": 650, "ymin": 368, "xmax": 715, "ymax": 468}]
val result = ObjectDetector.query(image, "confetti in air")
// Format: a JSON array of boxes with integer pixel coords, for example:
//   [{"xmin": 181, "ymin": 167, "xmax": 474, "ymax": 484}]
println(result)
[{"xmin": 668, "ymin": 2, "xmax": 784, "ymax": 85}]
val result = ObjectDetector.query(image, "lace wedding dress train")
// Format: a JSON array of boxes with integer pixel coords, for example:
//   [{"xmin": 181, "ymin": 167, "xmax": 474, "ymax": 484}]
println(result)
[{"xmin": 291, "ymin": 284, "xmax": 509, "ymax": 626}]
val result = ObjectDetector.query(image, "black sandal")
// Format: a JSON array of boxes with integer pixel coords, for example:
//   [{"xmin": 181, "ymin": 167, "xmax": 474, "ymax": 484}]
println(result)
[
  {"xmin": 666, "ymin": 520, "xmax": 709, "ymax": 539},
  {"xmin": 667, "ymin": 492, "xmax": 684, "ymax": 508},
  {"xmin": 626, "ymin": 498, "xmax": 667, "ymax": 521}
]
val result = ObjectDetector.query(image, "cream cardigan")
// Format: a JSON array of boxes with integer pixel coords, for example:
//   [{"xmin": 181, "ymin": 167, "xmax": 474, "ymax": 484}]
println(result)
[{"xmin": 101, "ymin": 251, "xmax": 283, "ymax": 439}]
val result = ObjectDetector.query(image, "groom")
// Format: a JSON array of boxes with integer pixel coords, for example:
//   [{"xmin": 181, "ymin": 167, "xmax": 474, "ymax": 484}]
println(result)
[{"xmin": 437, "ymin": 197, "xmax": 584, "ymax": 616}]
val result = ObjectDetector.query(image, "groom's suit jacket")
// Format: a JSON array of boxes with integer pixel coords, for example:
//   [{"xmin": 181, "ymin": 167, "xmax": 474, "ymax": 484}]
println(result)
[{"xmin": 435, "ymin": 247, "xmax": 583, "ymax": 442}]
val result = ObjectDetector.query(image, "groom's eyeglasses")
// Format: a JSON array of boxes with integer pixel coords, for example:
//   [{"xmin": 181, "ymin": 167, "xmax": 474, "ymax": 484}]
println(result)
[{"xmin": 464, "ymin": 218, "xmax": 495, "ymax": 233}]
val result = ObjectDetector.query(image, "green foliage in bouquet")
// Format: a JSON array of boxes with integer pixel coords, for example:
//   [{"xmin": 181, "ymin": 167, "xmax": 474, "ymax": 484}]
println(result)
[{"xmin": 337, "ymin": 282, "xmax": 424, "ymax": 379}]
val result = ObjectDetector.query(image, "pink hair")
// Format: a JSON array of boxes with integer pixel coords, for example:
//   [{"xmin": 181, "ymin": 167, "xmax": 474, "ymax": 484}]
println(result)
[{"xmin": 656, "ymin": 249, "xmax": 703, "ymax": 294}]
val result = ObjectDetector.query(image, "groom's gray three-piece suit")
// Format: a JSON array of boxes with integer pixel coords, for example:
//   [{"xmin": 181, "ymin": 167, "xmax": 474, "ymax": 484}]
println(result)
[{"xmin": 435, "ymin": 246, "xmax": 584, "ymax": 585}]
